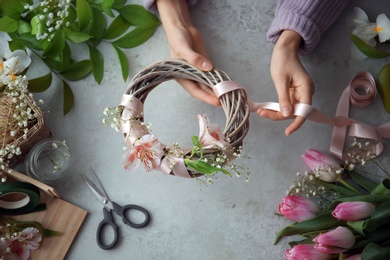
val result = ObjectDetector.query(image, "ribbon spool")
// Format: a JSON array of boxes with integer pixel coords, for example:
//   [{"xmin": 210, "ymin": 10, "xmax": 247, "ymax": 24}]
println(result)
[
  {"xmin": 0, "ymin": 182, "xmax": 42, "ymax": 215},
  {"xmin": 120, "ymin": 59, "xmax": 250, "ymax": 178}
]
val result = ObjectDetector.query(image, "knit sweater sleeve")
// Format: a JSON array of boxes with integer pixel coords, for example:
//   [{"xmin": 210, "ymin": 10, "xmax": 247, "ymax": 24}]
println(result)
[
  {"xmin": 143, "ymin": 0, "xmax": 197, "ymax": 10},
  {"xmin": 267, "ymin": 0, "xmax": 349, "ymax": 54}
]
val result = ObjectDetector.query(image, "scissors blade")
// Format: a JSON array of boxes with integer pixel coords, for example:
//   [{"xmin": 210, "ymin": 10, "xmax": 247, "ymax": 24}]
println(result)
[{"xmin": 82, "ymin": 174, "xmax": 114, "ymax": 210}]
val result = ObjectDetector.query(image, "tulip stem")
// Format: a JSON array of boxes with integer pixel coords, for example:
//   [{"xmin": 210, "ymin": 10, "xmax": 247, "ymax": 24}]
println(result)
[{"xmin": 339, "ymin": 179, "xmax": 362, "ymax": 194}]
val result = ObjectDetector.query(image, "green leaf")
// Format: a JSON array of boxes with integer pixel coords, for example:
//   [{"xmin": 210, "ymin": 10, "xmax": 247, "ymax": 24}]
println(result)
[
  {"xmin": 348, "ymin": 170, "xmax": 379, "ymax": 192},
  {"xmin": 61, "ymin": 42, "xmax": 72, "ymax": 70},
  {"xmin": 101, "ymin": 0, "xmax": 115, "ymax": 17},
  {"xmin": 28, "ymin": 73, "xmax": 53, "ymax": 92},
  {"xmin": 88, "ymin": 45, "xmax": 104, "ymax": 84},
  {"xmin": 112, "ymin": 24, "xmax": 158, "ymax": 49},
  {"xmin": 43, "ymin": 57, "xmax": 62, "ymax": 71},
  {"xmin": 63, "ymin": 27, "xmax": 92, "ymax": 43},
  {"xmin": 274, "ymin": 210, "xmax": 345, "ymax": 245},
  {"xmin": 62, "ymin": 80, "xmax": 74, "ymax": 115},
  {"xmin": 113, "ymin": 45, "xmax": 129, "ymax": 81},
  {"xmin": 30, "ymin": 15, "xmax": 40, "ymax": 35},
  {"xmin": 42, "ymin": 228, "xmax": 63, "ymax": 237},
  {"xmin": 118, "ymin": 4, "xmax": 160, "ymax": 26},
  {"xmin": 60, "ymin": 60, "xmax": 92, "ymax": 81},
  {"xmin": 17, "ymin": 20, "xmax": 31, "ymax": 34},
  {"xmin": 377, "ymin": 63, "xmax": 390, "ymax": 113},
  {"xmin": 89, "ymin": 6, "xmax": 106, "ymax": 45},
  {"xmin": 347, "ymin": 220, "xmax": 365, "ymax": 236},
  {"xmin": 8, "ymin": 40, "xmax": 26, "ymax": 52},
  {"xmin": 104, "ymin": 15, "xmax": 131, "ymax": 40},
  {"xmin": 191, "ymin": 136, "xmax": 203, "ymax": 158},
  {"xmin": 0, "ymin": 16, "xmax": 18, "ymax": 32},
  {"xmin": 9, "ymin": 32, "xmax": 43, "ymax": 50},
  {"xmin": 42, "ymin": 29, "xmax": 66, "ymax": 57},
  {"xmin": 184, "ymin": 159, "xmax": 231, "ymax": 176},
  {"xmin": 362, "ymin": 243, "xmax": 390, "ymax": 260},
  {"xmin": 363, "ymin": 201, "xmax": 390, "ymax": 231},
  {"xmin": 76, "ymin": 0, "xmax": 93, "ymax": 31},
  {"xmin": 371, "ymin": 179, "xmax": 390, "ymax": 195},
  {"xmin": 112, "ymin": 0, "xmax": 126, "ymax": 9},
  {"xmin": 0, "ymin": 0, "xmax": 24, "ymax": 20},
  {"xmin": 351, "ymin": 34, "xmax": 390, "ymax": 59}
]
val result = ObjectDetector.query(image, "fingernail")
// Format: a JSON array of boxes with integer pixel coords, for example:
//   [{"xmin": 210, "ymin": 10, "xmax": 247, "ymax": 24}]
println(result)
[
  {"xmin": 282, "ymin": 107, "xmax": 290, "ymax": 117},
  {"xmin": 201, "ymin": 61, "xmax": 211, "ymax": 70}
]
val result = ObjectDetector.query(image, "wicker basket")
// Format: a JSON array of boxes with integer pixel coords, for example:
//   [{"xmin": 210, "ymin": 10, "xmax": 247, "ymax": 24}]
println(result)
[
  {"xmin": 119, "ymin": 59, "xmax": 250, "ymax": 178},
  {"xmin": 0, "ymin": 92, "xmax": 51, "ymax": 166}
]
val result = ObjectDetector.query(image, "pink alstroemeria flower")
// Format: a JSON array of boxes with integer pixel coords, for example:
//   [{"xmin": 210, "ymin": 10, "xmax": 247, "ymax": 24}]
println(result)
[
  {"xmin": 313, "ymin": 226, "xmax": 356, "ymax": 254},
  {"xmin": 332, "ymin": 201, "xmax": 376, "ymax": 221},
  {"xmin": 284, "ymin": 244, "xmax": 331, "ymax": 260},
  {"xmin": 122, "ymin": 134, "xmax": 164, "ymax": 172},
  {"xmin": 197, "ymin": 114, "xmax": 226, "ymax": 149},
  {"xmin": 278, "ymin": 195, "xmax": 320, "ymax": 222},
  {"xmin": 302, "ymin": 149, "xmax": 342, "ymax": 182},
  {"xmin": 7, "ymin": 227, "xmax": 42, "ymax": 260}
]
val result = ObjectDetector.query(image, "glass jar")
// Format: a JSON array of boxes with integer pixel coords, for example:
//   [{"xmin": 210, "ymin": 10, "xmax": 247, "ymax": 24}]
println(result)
[{"xmin": 25, "ymin": 138, "xmax": 72, "ymax": 185}]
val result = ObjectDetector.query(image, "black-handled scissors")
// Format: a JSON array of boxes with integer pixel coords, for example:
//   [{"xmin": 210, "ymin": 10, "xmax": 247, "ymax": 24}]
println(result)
[{"xmin": 82, "ymin": 170, "xmax": 150, "ymax": 250}]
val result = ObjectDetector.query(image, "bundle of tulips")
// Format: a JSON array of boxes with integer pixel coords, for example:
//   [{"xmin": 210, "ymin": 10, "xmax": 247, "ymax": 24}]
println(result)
[{"xmin": 275, "ymin": 140, "xmax": 390, "ymax": 260}]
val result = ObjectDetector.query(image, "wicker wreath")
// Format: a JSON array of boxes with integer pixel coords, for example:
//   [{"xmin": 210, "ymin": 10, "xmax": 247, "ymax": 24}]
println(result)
[{"xmin": 119, "ymin": 59, "xmax": 250, "ymax": 178}]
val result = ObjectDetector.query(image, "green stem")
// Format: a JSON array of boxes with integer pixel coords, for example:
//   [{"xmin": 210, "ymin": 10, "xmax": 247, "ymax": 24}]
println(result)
[{"xmin": 339, "ymin": 179, "xmax": 362, "ymax": 194}]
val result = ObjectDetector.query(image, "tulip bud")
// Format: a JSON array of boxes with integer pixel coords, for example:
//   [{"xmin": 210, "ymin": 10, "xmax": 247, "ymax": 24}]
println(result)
[
  {"xmin": 284, "ymin": 244, "xmax": 331, "ymax": 260},
  {"xmin": 278, "ymin": 195, "xmax": 320, "ymax": 222},
  {"xmin": 302, "ymin": 149, "xmax": 342, "ymax": 182},
  {"xmin": 332, "ymin": 202, "xmax": 376, "ymax": 221},
  {"xmin": 345, "ymin": 254, "xmax": 361, "ymax": 260},
  {"xmin": 313, "ymin": 226, "xmax": 356, "ymax": 254}
]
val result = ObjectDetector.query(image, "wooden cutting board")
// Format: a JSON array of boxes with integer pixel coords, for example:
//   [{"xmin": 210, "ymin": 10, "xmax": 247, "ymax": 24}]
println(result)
[
  {"xmin": 11, "ymin": 197, "xmax": 87, "ymax": 259},
  {"xmin": 5, "ymin": 168, "xmax": 88, "ymax": 259}
]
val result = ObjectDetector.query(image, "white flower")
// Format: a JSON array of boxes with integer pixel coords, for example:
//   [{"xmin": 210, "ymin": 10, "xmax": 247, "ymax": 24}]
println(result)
[
  {"xmin": 3, "ymin": 50, "xmax": 31, "ymax": 75},
  {"xmin": 352, "ymin": 7, "xmax": 390, "ymax": 45}
]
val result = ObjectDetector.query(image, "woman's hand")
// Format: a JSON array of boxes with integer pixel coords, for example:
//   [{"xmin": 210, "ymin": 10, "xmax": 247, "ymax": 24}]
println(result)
[
  {"xmin": 156, "ymin": 0, "xmax": 220, "ymax": 106},
  {"xmin": 258, "ymin": 30, "xmax": 315, "ymax": 136}
]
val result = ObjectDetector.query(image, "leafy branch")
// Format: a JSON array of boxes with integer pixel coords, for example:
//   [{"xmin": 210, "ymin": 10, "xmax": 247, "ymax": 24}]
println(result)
[{"xmin": 0, "ymin": 0, "xmax": 161, "ymax": 115}]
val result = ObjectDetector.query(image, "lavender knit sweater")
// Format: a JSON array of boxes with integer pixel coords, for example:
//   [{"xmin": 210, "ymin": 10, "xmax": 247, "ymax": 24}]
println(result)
[{"xmin": 143, "ymin": 0, "xmax": 349, "ymax": 54}]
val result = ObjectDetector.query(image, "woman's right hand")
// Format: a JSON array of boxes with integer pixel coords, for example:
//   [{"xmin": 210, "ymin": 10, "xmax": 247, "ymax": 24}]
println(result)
[
  {"xmin": 258, "ymin": 30, "xmax": 315, "ymax": 136},
  {"xmin": 157, "ymin": 0, "xmax": 220, "ymax": 106}
]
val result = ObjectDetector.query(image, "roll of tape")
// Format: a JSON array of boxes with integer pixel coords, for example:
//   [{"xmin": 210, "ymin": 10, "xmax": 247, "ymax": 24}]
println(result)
[{"xmin": 0, "ymin": 182, "xmax": 42, "ymax": 215}]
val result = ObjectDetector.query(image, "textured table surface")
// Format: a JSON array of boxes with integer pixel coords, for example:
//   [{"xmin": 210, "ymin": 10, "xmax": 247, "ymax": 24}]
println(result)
[{"xmin": 5, "ymin": 0, "xmax": 390, "ymax": 259}]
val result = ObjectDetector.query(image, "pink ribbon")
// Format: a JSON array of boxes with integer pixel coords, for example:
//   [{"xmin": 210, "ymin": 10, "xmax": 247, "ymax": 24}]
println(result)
[
  {"xmin": 213, "ymin": 72, "xmax": 390, "ymax": 161},
  {"xmin": 120, "ymin": 94, "xmax": 192, "ymax": 178}
]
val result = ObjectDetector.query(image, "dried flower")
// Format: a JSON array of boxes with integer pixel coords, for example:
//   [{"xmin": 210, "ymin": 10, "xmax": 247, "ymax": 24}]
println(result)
[{"xmin": 0, "ymin": 50, "xmax": 37, "ymax": 180}]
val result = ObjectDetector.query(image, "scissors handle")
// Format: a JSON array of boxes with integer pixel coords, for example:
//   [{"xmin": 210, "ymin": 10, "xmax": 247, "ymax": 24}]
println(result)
[
  {"xmin": 96, "ymin": 208, "xmax": 119, "ymax": 250},
  {"xmin": 112, "ymin": 202, "xmax": 150, "ymax": 228}
]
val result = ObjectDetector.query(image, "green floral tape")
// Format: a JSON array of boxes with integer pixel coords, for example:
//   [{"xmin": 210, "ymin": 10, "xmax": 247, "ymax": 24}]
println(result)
[{"xmin": 0, "ymin": 182, "xmax": 44, "ymax": 215}]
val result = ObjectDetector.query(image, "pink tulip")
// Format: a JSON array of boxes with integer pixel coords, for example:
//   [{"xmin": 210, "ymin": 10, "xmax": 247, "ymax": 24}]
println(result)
[
  {"xmin": 332, "ymin": 202, "xmax": 376, "ymax": 221},
  {"xmin": 302, "ymin": 149, "xmax": 342, "ymax": 182},
  {"xmin": 278, "ymin": 195, "xmax": 320, "ymax": 222},
  {"xmin": 284, "ymin": 244, "xmax": 331, "ymax": 260},
  {"xmin": 313, "ymin": 226, "xmax": 356, "ymax": 254},
  {"xmin": 345, "ymin": 254, "xmax": 361, "ymax": 260}
]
